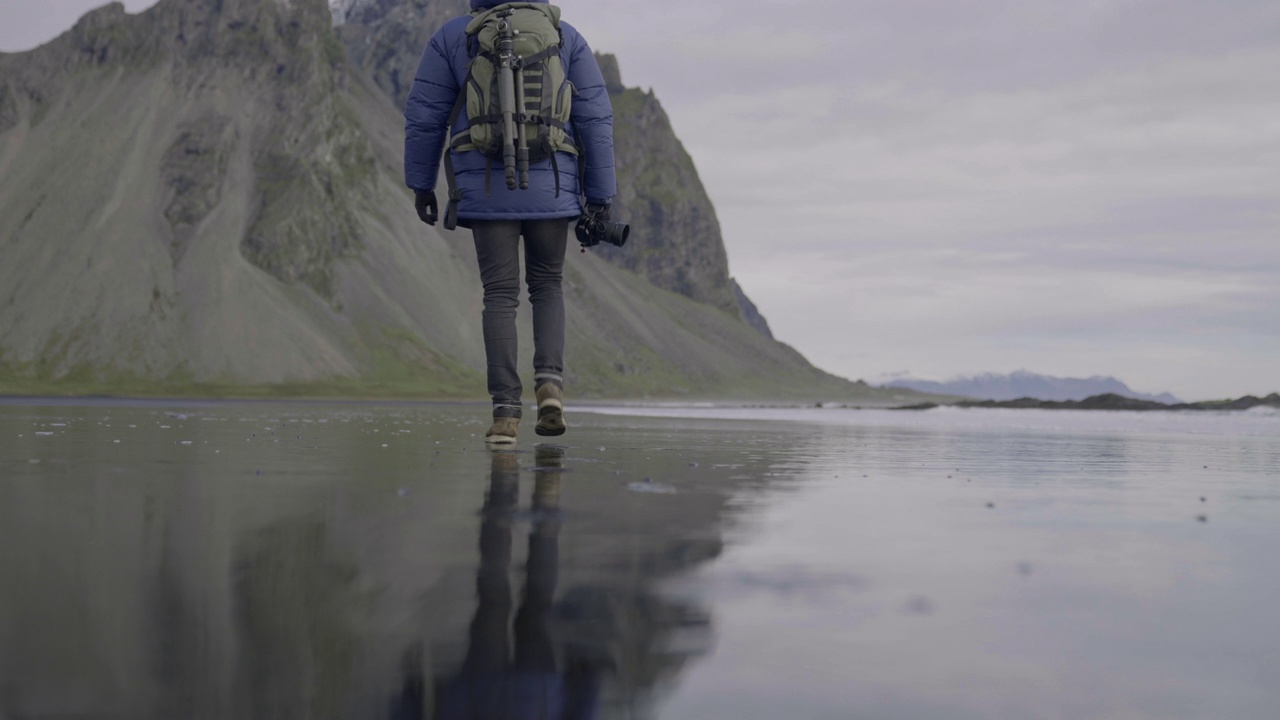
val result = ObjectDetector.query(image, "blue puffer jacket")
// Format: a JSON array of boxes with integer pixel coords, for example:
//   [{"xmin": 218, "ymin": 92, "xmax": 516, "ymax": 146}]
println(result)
[{"xmin": 404, "ymin": 0, "xmax": 617, "ymax": 223}]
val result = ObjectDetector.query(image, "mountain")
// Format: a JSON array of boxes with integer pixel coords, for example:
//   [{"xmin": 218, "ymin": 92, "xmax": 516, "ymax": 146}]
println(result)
[
  {"xmin": 899, "ymin": 392, "xmax": 1280, "ymax": 412},
  {"xmin": 886, "ymin": 371, "xmax": 1181, "ymax": 404},
  {"xmin": 332, "ymin": 0, "xmax": 468, "ymax": 108},
  {"xmin": 0, "ymin": 0, "xmax": 904, "ymax": 402}
]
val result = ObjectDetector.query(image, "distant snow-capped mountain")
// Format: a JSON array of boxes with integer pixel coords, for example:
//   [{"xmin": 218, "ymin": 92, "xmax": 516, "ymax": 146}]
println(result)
[{"xmin": 886, "ymin": 371, "xmax": 1181, "ymax": 403}]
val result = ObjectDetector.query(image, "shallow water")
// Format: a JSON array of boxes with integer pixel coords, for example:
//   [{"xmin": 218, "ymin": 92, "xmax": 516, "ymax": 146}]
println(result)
[{"xmin": 1, "ymin": 400, "xmax": 1277, "ymax": 719}]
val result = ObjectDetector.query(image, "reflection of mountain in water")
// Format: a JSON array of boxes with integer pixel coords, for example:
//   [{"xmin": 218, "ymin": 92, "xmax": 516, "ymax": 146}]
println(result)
[{"xmin": 0, "ymin": 407, "xmax": 787, "ymax": 719}]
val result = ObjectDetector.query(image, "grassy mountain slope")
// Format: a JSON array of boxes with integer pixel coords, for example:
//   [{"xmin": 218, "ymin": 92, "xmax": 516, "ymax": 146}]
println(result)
[{"xmin": 0, "ymin": 0, "xmax": 920, "ymax": 404}]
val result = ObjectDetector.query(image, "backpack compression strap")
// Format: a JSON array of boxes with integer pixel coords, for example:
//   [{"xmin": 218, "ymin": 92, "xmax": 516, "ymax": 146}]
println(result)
[{"xmin": 442, "ymin": 92, "xmax": 467, "ymax": 230}]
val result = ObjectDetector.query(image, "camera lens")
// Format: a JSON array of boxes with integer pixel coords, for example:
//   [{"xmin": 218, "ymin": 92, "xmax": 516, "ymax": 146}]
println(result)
[{"xmin": 606, "ymin": 222, "xmax": 630, "ymax": 247}]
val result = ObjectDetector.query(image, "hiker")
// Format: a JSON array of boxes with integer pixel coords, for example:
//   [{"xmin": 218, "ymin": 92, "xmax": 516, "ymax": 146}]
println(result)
[
  {"xmin": 389, "ymin": 448, "xmax": 602, "ymax": 720},
  {"xmin": 404, "ymin": 0, "xmax": 617, "ymax": 444}
]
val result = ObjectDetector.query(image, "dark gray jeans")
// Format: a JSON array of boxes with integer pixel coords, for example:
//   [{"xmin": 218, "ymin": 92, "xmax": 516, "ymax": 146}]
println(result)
[{"xmin": 471, "ymin": 219, "xmax": 569, "ymax": 418}]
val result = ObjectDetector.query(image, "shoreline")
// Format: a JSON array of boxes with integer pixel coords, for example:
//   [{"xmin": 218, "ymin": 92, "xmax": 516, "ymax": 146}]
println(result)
[
  {"xmin": 894, "ymin": 391, "xmax": 1280, "ymax": 413},
  {"xmin": 3, "ymin": 391, "xmax": 1278, "ymax": 413}
]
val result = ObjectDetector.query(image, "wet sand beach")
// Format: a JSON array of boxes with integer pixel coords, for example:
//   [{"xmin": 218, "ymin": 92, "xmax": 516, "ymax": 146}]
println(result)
[{"xmin": 2, "ymin": 400, "xmax": 1278, "ymax": 719}]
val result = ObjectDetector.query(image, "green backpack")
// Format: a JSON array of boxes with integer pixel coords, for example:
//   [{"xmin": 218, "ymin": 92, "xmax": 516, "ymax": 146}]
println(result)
[{"xmin": 442, "ymin": 2, "xmax": 579, "ymax": 227}]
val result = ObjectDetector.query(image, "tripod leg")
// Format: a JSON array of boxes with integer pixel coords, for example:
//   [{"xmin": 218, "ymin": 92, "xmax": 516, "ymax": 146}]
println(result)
[{"xmin": 515, "ymin": 67, "xmax": 530, "ymax": 190}]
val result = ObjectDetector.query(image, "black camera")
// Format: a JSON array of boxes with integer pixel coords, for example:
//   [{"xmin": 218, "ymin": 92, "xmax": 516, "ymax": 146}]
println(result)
[{"xmin": 575, "ymin": 206, "xmax": 630, "ymax": 248}]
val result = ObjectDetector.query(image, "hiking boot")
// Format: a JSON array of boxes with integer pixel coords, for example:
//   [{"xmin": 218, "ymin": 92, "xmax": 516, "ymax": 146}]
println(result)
[
  {"xmin": 535, "ymin": 384, "xmax": 566, "ymax": 436},
  {"xmin": 484, "ymin": 416, "xmax": 519, "ymax": 445}
]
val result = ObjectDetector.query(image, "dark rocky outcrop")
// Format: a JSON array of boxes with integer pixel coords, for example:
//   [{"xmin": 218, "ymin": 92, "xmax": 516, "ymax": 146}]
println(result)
[
  {"xmin": 732, "ymin": 279, "xmax": 774, "ymax": 340},
  {"xmin": 596, "ymin": 51, "xmax": 775, "ymax": 332},
  {"xmin": 1191, "ymin": 393, "xmax": 1280, "ymax": 411},
  {"xmin": 161, "ymin": 116, "xmax": 237, "ymax": 250},
  {"xmin": 596, "ymin": 51, "xmax": 624, "ymax": 92},
  {"xmin": 593, "ymin": 59, "xmax": 739, "ymax": 316},
  {"xmin": 336, "ymin": 0, "xmax": 469, "ymax": 108},
  {"xmin": 0, "ymin": 83, "xmax": 17, "ymax": 134}
]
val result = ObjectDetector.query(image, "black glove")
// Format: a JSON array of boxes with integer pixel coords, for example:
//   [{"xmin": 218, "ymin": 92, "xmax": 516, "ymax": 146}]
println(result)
[
  {"xmin": 577, "ymin": 202, "xmax": 608, "ymax": 248},
  {"xmin": 585, "ymin": 201, "xmax": 610, "ymax": 223},
  {"xmin": 414, "ymin": 189, "xmax": 438, "ymax": 226}
]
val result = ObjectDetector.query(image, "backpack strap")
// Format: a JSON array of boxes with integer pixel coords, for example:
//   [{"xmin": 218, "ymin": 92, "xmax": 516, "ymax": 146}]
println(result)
[
  {"xmin": 572, "ymin": 119, "xmax": 587, "ymax": 205},
  {"xmin": 442, "ymin": 90, "xmax": 467, "ymax": 230},
  {"xmin": 549, "ymin": 151, "xmax": 560, "ymax": 198},
  {"xmin": 519, "ymin": 45, "xmax": 560, "ymax": 69}
]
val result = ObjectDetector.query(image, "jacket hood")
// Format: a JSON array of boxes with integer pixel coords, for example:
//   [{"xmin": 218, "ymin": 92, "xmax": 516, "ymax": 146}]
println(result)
[{"xmin": 471, "ymin": 0, "xmax": 550, "ymax": 9}]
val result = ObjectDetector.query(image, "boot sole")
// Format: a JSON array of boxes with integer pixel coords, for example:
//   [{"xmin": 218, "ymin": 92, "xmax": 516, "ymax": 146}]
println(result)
[
  {"xmin": 485, "ymin": 435, "xmax": 518, "ymax": 444},
  {"xmin": 535, "ymin": 407, "xmax": 566, "ymax": 436}
]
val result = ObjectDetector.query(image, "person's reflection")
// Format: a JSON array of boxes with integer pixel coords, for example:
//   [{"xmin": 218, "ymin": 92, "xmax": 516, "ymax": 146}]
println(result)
[{"xmin": 392, "ymin": 445, "xmax": 600, "ymax": 720}]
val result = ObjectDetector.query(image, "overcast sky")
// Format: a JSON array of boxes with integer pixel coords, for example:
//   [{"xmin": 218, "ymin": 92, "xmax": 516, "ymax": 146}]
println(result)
[{"xmin": 2, "ymin": 0, "xmax": 1277, "ymax": 400}]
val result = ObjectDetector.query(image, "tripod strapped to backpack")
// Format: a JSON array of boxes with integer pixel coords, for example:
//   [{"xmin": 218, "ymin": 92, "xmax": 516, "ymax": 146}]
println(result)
[
  {"xmin": 494, "ymin": 10, "xmax": 527, "ymax": 191},
  {"xmin": 441, "ymin": 2, "xmax": 581, "ymax": 230}
]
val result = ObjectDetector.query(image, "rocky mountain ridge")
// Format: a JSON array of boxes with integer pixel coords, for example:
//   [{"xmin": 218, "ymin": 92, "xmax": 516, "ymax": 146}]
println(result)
[{"xmin": 0, "ymin": 0, "xmax": 903, "ymax": 402}]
